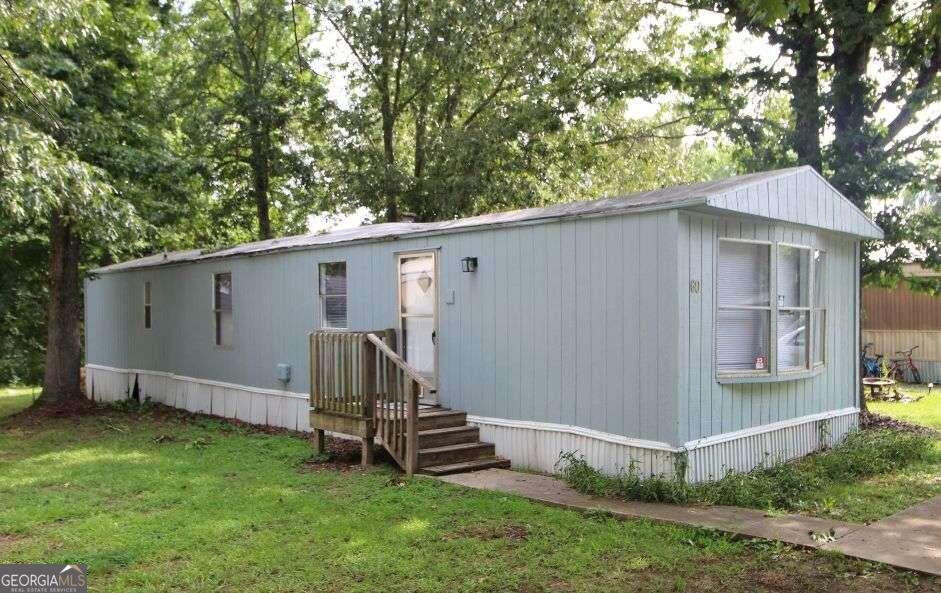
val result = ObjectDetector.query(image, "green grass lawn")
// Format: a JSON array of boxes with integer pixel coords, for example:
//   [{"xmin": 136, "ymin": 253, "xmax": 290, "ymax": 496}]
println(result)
[
  {"xmin": 811, "ymin": 384, "xmax": 941, "ymax": 523},
  {"xmin": 0, "ymin": 385, "xmax": 39, "ymax": 418},
  {"xmin": 0, "ymin": 400, "xmax": 936, "ymax": 593},
  {"xmin": 870, "ymin": 384, "xmax": 941, "ymax": 431}
]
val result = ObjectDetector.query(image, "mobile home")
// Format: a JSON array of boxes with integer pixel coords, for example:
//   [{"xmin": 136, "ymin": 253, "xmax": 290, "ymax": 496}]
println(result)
[{"xmin": 84, "ymin": 166, "xmax": 883, "ymax": 481}]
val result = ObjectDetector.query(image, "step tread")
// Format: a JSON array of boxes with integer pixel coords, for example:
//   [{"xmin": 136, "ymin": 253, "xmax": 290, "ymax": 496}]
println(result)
[
  {"xmin": 419, "ymin": 457, "xmax": 511, "ymax": 476},
  {"xmin": 418, "ymin": 425, "xmax": 477, "ymax": 435},
  {"xmin": 417, "ymin": 409, "xmax": 463, "ymax": 418},
  {"xmin": 419, "ymin": 441, "xmax": 493, "ymax": 455}
]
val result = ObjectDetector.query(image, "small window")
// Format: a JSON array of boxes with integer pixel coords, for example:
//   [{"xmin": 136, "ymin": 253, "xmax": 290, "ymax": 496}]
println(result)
[
  {"xmin": 144, "ymin": 281, "xmax": 152, "ymax": 329},
  {"xmin": 716, "ymin": 239, "xmax": 825, "ymax": 380},
  {"xmin": 319, "ymin": 262, "xmax": 347, "ymax": 329},
  {"xmin": 812, "ymin": 250, "xmax": 827, "ymax": 366},
  {"xmin": 213, "ymin": 272, "xmax": 233, "ymax": 347}
]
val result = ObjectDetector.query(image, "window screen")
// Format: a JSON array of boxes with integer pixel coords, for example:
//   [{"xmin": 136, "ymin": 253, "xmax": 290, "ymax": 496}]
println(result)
[
  {"xmin": 319, "ymin": 262, "xmax": 347, "ymax": 329},
  {"xmin": 213, "ymin": 273, "xmax": 233, "ymax": 347}
]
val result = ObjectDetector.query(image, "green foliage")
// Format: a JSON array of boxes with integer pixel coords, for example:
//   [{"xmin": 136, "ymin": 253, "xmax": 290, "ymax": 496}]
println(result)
[
  {"xmin": 557, "ymin": 429, "xmax": 935, "ymax": 515},
  {"xmin": 166, "ymin": 0, "xmax": 329, "ymax": 242},
  {"xmin": 678, "ymin": 0, "xmax": 941, "ymax": 290},
  {"xmin": 322, "ymin": 0, "xmax": 698, "ymax": 221}
]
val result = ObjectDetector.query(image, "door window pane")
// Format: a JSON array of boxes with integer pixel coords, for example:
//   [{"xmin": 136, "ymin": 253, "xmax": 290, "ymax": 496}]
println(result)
[
  {"xmin": 718, "ymin": 241, "xmax": 770, "ymax": 307},
  {"xmin": 777, "ymin": 246, "xmax": 810, "ymax": 308},
  {"xmin": 716, "ymin": 309, "xmax": 771, "ymax": 372},
  {"xmin": 400, "ymin": 256, "xmax": 435, "ymax": 316},
  {"xmin": 777, "ymin": 310, "xmax": 808, "ymax": 370}
]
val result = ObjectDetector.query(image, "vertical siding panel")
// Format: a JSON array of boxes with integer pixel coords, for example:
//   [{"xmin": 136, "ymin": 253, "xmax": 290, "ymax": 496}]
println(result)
[
  {"xmin": 623, "ymin": 215, "xmax": 641, "ymax": 438},
  {"xmin": 531, "ymin": 226, "xmax": 549, "ymax": 423},
  {"xmin": 657, "ymin": 212, "xmax": 679, "ymax": 443},
  {"xmin": 588, "ymin": 218, "xmax": 607, "ymax": 432},
  {"xmin": 677, "ymin": 214, "xmax": 691, "ymax": 443},
  {"xmin": 604, "ymin": 217, "xmax": 626, "ymax": 435},
  {"xmin": 546, "ymin": 223, "xmax": 564, "ymax": 423},
  {"xmin": 575, "ymin": 219, "xmax": 593, "ymax": 428},
  {"xmin": 638, "ymin": 215, "xmax": 659, "ymax": 440},
  {"xmin": 492, "ymin": 230, "xmax": 510, "ymax": 420},
  {"xmin": 701, "ymin": 216, "xmax": 717, "ymax": 439},
  {"xmin": 560, "ymin": 221, "xmax": 578, "ymax": 424}
]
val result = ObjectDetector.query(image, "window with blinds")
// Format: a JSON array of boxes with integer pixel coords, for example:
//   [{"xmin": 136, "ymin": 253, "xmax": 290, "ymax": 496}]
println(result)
[
  {"xmin": 717, "ymin": 241, "xmax": 771, "ymax": 373},
  {"xmin": 319, "ymin": 262, "xmax": 347, "ymax": 329},
  {"xmin": 144, "ymin": 281, "xmax": 152, "ymax": 330},
  {"xmin": 213, "ymin": 272, "xmax": 233, "ymax": 348},
  {"xmin": 716, "ymin": 239, "xmax": 826, "ymax": 379}
]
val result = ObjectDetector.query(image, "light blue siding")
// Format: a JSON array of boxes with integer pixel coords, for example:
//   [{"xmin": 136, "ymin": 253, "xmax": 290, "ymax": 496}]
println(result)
[
  {"xmin": 678, "ymin": 211, "xmax": 858, "ymax": 442},
  {"xmin": 86, "ymin": 168, "xmax": 869, "ymax": 447},
  {"xmin": 86, "ymin": 210, "xmax": 682, "ymax": 443}
]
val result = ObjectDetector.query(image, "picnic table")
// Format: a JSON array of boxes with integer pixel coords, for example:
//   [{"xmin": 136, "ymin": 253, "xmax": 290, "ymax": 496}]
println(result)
[{"xmin": 862, "ymin": 377, "xmax": 896, "ymax": 400}]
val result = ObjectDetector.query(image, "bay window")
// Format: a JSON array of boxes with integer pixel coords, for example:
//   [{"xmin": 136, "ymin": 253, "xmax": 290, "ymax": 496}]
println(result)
[{"xmin": 716, "ymin": 239, "xmax": 826, "ymax": 379}]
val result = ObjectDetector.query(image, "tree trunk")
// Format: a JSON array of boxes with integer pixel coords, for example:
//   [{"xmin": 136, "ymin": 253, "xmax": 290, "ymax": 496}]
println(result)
[
  {"xmin": 787, "ymin": 7, "xmax": 823, "ymax": 171},
  {"xmin": 249, "ymin": 126, "xmax": 272, "ymax": 240},
  {"xmin": 40, "ymin": 210, "xmax": 83, "ymax": 403}
]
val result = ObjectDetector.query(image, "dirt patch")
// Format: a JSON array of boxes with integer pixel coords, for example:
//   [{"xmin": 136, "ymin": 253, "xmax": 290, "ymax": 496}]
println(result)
[
  {"xmin": 299, "ymin": 436, "xmax": 394, "ymax": 473},
  {"xmin": 443, "ymin": 524, "xmax": 530, "ymax": 542},
  {"xmin": 0, "ymin": 533, "xmax": 23, "ymax": 555},
  {"xmin": 860, "ymin": 411, "xmax": 938, "ymax": 436}
]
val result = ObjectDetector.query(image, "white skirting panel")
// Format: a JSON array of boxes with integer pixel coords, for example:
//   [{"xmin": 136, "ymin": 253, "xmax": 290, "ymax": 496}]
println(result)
[
  {"xmin": 682, "ymin": 408, "xmax": 859, "ymax": 483},
  {"xmin": 85, "ymin": 365, "xmax": 310, "ymax": 432},
  {"xmin": 469, "ymin": 408, "xmax": 859, "ymax": 483},
  {"xmin": 86, "ymin": 365, "xmax": 858, "ymax": 481},
  {"xmin": 468, "ymin": 416, "xmax": 678, "ymax": 478}
]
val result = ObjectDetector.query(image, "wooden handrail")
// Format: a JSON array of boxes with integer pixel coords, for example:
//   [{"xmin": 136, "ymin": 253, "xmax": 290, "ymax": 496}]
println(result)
[
  {"xmin": 310, "ymin": 329, "xmax": 428, "ymax": 475},
  {"xmin": 365, "ymin": 332, "xmax": 436, "ymax": 394}
]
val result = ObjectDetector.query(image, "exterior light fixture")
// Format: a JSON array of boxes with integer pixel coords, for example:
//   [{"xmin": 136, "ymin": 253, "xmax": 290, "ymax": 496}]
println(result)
[{"xmin": 461, "ymin": 257, "xmax": 478, "ymax": 273}]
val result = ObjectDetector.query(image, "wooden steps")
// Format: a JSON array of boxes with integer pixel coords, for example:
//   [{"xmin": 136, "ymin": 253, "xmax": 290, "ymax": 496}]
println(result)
[{"xmin": 415, "ymin": 407, "xmax": 510, "ymax": 475}]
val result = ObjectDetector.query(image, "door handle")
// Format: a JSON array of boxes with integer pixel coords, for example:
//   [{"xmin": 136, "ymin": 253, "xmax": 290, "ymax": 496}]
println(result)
[{"xmin": 431, "ymin": 330, "xmax": 436, "ymax": 345}]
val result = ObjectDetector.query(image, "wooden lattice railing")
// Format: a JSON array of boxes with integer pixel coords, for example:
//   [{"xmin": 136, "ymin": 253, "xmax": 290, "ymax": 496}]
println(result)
[{"xmin": 309, "ymin": 330, "xmax": 435, "ymax": 475}]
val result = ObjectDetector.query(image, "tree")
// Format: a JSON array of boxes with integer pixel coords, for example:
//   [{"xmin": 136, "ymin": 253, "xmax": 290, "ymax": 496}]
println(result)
[
  {"xmin": 171, "ymin": 0, "xmax": 328, "ymax": 242},
  {"xmin": 311, "ymin": 0, "xmax": 684, "ymax": 222},
  {"xmin": 669, "ymin": 0, "xmax": 941, "ymax": 289},
  {"xmin": 1, "ymin": 0, "xmax": 192, "ymax": 401}
]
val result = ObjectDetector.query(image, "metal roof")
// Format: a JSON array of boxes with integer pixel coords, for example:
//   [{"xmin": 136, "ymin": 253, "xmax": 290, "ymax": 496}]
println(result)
[{"xmin": 94, "ymin": 166, "xmax": 881, "ymax": 273}]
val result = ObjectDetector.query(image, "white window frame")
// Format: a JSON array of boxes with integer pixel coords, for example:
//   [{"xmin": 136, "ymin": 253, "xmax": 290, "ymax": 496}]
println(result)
[
  {"xmin": 318, "ymin": 261, "xmax": 348, "ymax": 330},
  {"xmin": 716, "ymin": 238, "xmax": 825, "ymax": 382},
  {"xmin": 213, "ymin": 272, "xmax": 233, "ymax": 348},
  {"xmin": 812, "ymin": 249, "xmax": 827, "ymax": 368},
  {"xmin": 143, "ymin": 281, "xmax": 152, "ymax": 330}
]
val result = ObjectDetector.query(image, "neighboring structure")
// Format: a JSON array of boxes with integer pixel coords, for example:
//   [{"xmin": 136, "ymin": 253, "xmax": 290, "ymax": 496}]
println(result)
[
  {"xmin": 84, "ymin": 165, "xmax": 882, "ymax": 481},
  {"xmin": 863, "ymin": 263, "xmax": 941, "ymax": 383}
]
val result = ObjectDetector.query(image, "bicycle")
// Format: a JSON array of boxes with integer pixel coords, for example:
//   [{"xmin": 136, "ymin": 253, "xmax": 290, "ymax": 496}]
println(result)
[
  {"xmin": 861, "ymin": 342, "xmax": 883, "ymax": 378},
  {"xmin": 888, "ymin": 346, "xmax": 922, "ymax": 384}
]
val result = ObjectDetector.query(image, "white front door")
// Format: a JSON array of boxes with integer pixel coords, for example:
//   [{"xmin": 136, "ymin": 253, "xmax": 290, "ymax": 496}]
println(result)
[{"xmin": 397, "ymin": 252, "xmax": 437, "ymax": 389}]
